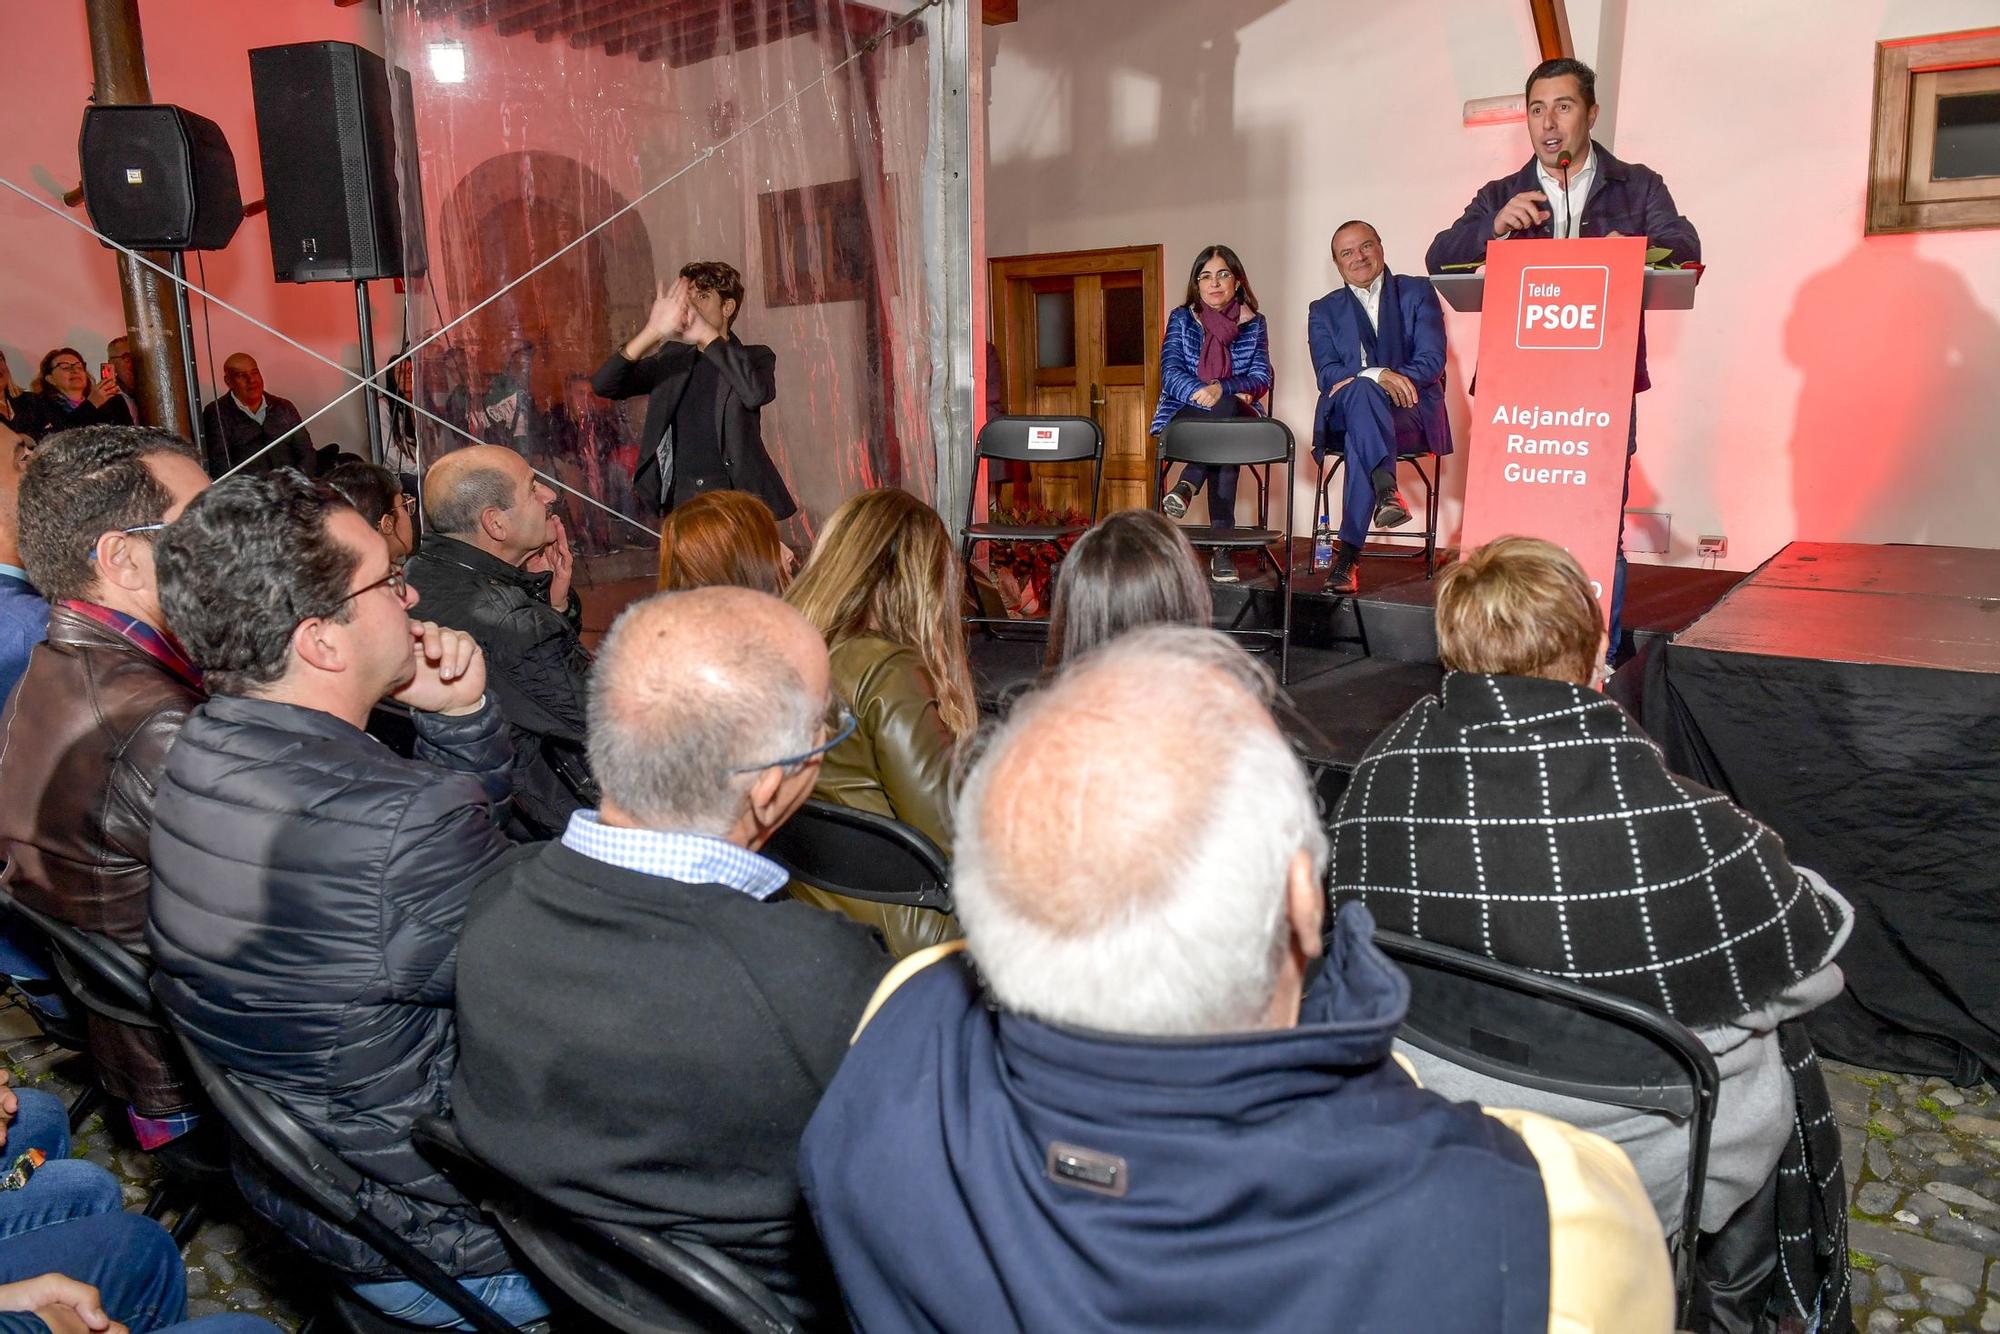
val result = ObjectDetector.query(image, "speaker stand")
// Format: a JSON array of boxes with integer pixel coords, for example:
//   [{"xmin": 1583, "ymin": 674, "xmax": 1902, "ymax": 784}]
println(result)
[
  {"xmin": 354, "ymin": 279, "xmax": 383, "ymax": 467},
  {"xmin": 166, "ymin": 253, "xmax": 208, "ymax": 470}
]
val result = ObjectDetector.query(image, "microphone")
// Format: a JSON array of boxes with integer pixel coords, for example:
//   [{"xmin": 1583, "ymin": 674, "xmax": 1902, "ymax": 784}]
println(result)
[{"xmin": 1556, "ymin": 149, "xmax": 1574, "ymax": 238}]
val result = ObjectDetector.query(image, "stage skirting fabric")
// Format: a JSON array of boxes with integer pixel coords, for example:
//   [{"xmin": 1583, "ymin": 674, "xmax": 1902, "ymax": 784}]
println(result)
[{"xmin": 1648, "ymin": 543, "xmax": 2000, "ymax": 1082}]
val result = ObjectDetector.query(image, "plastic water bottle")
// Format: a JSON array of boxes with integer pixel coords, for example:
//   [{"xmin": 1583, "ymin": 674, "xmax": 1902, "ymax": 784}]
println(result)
[{"xmin": 1311, "ymin": 514, "xmax": 1334, "ymax": 572}]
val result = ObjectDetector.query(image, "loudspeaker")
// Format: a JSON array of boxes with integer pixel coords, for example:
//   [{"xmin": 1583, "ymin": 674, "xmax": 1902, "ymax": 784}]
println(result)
[
  {"xmin": 249, "ymin": 41, "xmax": 425, "ymax": 283},
  {"xmin": 78, "ymin": 105, "xmax": 243, "ymax": 251}
]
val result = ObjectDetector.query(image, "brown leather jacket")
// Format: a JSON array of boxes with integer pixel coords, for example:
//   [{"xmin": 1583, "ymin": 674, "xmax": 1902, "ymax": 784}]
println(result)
[
  {"xmin": 0, "ymin": 606, "xmax": 200, "ymax": 1114},
  {"xmin": 795, "ymin": 634, "xmax": 961, "ymax": 958}
]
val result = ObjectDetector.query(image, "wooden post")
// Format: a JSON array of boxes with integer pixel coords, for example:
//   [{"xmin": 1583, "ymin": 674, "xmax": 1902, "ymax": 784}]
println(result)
[
  {"xmin": 83, "ymin": 0, "xmax": 196, "ymax": 439},
  {"xmin": 1528, "ymin": 0, "xmax": 1573, "ymax": 61}
]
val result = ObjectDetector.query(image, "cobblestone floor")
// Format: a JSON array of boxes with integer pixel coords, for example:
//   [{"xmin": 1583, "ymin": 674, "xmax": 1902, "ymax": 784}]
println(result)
[
  {"xmin": 8, "ymin": 985, "xmax": 1999, "ymax": 1330},
  {"xmin": 1826, "ymin": 1059, "xmax": 2000, "ymax": 1332}
]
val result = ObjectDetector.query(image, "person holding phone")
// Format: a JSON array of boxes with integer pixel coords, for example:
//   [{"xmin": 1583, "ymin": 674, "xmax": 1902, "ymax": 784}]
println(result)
[{"xmin": 11, "ymin": 350, "xmax": 121, "ymax": 441}]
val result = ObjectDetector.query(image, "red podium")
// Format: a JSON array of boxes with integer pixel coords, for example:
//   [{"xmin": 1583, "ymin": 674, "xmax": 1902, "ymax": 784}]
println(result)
[{"xmin": 1432, "ymin": 239, "xmax": 1697, "ymax": 619}]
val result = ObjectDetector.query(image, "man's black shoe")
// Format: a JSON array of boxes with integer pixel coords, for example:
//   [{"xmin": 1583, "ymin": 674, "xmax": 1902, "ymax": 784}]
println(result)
[
  {"xmin": 1372, "ymin": 488, "xmax": 1412, "ymax": 529},
  {"xmin": 1321, "ymin": 558, "xmax": 1359, "ymax": 597}
]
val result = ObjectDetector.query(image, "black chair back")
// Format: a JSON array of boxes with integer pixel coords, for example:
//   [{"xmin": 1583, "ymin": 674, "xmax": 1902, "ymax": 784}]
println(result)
[
  {"xmin": 152, "ymin": 984, "xmax": 518, "ymax": 1334},
  {"xmin": 1157, "ymin": 414, "xmax": 1295, "ymax": 469},
  {"xmin": 974, "ymin": 414, "xmax": 1103, "ymax": 464},
  {"xmin": 761, "ymin": 800, "xmax": 951, "ymax": 913},
  {"xmin": 0, "ymin": 887, "xmax": 157, "ymax": 1029},
  {"xmin": 411, "ymin": 1116, "xmax": 801, "ymax": 1334},
  {"xmin": 1373, "ymin": 929, "xmax": 1718, "ymax": 1321}
]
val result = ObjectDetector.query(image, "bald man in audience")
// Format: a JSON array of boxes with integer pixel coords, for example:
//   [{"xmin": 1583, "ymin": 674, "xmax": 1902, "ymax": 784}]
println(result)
[
  {"xmin": 405, "ymin": 445, "xmax": 589, "ymax": 837},
  {"xmin": 453, "ymin": 587, "xmax": 890, "ymax": 1330},
  {"xmin": 199, "ymin": 354, "xmax": 315, "ymax": 477},
  {"xmin": 799, "ymin": 626, "xmax": 1674, "ymax": 1334}
]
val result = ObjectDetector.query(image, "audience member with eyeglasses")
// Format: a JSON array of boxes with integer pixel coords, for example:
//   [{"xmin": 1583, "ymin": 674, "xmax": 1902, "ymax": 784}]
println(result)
[
  {"xmin": 323, "ymin": 459, "xmax": 418, "ymax": 563},
  {"xmin": 452, "ymin": 586, "xmax": 890, "ymax": 1331},
  {"xmin": 143, "ymin": 469, "xmax": 551, "ymax": 1327},
  {"xmin": 0, "ymin": 425, "xmax": 210, "ymax": 1145},
  {"xmin": 405, "ymin": 444, "xmax": 592, "ymax": 839},
  {"xmin": 10, "ymin": 350, "xmax": 123, "ymax": 442}
]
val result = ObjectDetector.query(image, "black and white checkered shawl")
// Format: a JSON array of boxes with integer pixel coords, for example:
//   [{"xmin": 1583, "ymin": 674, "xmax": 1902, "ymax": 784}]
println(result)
[
  {"xmin": 1331, "ymin": 671, "xmax": 1850, "ymax": 1328},
  {"xmin": 1330, "ymin": 672, "xmax": 1839, "ymax": 1028}
]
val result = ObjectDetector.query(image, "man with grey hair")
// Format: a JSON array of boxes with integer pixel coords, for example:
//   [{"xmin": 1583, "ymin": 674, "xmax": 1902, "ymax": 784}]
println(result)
[
  {"xmin": 405, "ymin": 443, "xmax": 587, "ymax": 835},
  {"xmin": 800, "ymin": 626, "xmax": 1674, "ymax": 1333},
  {"xmin": 451, "ymin": 586, "xmax": 890, "ymax": 1329}
]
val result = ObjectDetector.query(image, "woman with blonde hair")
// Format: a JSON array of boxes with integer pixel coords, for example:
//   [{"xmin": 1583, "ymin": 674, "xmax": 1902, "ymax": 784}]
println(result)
[
  {"xmin": 785, "ymin": 488, "xmax": 974, "ymax": 954},
  {"xmin": 657, "ymin": 489, "xmax": 793, "ymax": 594}
]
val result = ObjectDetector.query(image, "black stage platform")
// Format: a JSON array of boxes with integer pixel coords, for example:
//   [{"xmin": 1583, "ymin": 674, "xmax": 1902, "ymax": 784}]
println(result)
[
  {"xmin": 970, "ymin": 542, "xmax": 1748, "ymax": 801},
  {"xmin": 1644, "ymin": 542, "xmax": 2000, "ymax": 1082}
]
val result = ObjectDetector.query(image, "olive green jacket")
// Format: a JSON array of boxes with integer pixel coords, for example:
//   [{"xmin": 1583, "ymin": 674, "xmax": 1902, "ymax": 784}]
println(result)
[{"xmin": 791, "ymin": 634, "xmax": 962, "ymax": 957}]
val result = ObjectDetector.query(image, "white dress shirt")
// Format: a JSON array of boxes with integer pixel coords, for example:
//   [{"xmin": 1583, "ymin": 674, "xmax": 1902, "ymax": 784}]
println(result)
[
  {"xmin": 1347, "ymin": 272, "xmax": 1388, "ymax": 384},
  {"xmin": 231, "ymin": 393, "xmax": 268, "ymax": 425},
  {"xmin": 1535, "ymin": 147, "xmax": 1597, "ymax": 240}
]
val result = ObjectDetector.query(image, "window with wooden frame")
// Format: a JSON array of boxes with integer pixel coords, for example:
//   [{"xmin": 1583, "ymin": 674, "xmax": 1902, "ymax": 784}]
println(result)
[{"xmin": 1868, "ymin": 26, "xmax": 2000, "ymax": 235}]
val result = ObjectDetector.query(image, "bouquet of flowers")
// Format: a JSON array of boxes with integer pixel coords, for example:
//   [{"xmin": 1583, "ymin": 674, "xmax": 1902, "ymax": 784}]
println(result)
[{"xmin": 969, "ymin": 504, "xmax": 1088, "ymax": 619}]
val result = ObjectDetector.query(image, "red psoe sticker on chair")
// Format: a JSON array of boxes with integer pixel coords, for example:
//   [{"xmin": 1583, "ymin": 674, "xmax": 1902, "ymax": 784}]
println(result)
[{"xmin": 1028, "ymin": 425, "xmax": 1060, "ymax": 450}]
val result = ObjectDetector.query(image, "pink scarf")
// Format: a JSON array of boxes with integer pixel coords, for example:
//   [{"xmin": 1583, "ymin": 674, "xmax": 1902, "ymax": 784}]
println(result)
[{"xmin": 1194, "ymin": 300, "xmax": 1243, "ymax": 384}]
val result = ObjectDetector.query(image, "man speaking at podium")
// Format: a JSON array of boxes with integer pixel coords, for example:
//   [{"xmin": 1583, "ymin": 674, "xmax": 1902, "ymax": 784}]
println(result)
[{"xmin": 1426, "ymin": 57, "xmax": 1698, "ymax": 650}]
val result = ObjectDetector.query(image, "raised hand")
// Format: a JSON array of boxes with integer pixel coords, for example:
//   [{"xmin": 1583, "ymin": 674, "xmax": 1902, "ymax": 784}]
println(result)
[
  {"xmin": 390, "ymin": 620, "xmax": 487, "ymax": 716},
  {"xmin": 526, "ymin": 514, "xmax": 574, "ymax": 609}
]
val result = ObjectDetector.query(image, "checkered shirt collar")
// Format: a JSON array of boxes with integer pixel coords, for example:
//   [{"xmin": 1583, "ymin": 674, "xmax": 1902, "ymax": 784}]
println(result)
[{"xmin": 560, "ymin": 809, "xmax": 788, "ymax": 901}]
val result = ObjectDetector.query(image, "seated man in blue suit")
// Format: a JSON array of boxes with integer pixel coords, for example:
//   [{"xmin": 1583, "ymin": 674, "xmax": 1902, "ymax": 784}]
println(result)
[{"xmin": 1308, "ymin": 220, "xmax": 1451, "ymax": 595}]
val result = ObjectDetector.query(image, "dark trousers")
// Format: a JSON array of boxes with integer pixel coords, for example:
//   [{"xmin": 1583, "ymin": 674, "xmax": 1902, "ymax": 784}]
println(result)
[
  {"xmin": 1318, "ymin": 378, "xmax": 1425, "ymax": 548},
  {"xmin": 1608, "ymin": 404, "xmax": 1639, "ymax": 657},
  {"xmin": 1167, "ymin": 397, "xmax": 1249, "ymax": 528}
]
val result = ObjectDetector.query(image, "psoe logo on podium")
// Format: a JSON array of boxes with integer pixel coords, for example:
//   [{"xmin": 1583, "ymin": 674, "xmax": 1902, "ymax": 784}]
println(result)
[{"xmin": 1515, "ymin": 266, "xmax": 1609, "ymax": 351}]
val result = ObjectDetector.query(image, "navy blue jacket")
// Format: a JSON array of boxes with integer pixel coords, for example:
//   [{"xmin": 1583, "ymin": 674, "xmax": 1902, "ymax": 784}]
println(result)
[
  {"xmin": 1425, "ymin": 142, "xmax": 1699, "ymax": 393},
  {"xmin": 800, "ymin": 904, "xmax": 1554, "ymax": 1333},
  {"xmin": 1307, "ymin": 271, "xmax": 1453, "ymax": 458},
  {"xmin": 1150, "ymin": 305, "xmax": 1272, "ymax": 437}
]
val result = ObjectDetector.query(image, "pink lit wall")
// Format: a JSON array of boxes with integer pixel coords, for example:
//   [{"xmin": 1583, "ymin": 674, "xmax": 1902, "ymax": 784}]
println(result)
[
  {"xmin": 985, "ymin": 0, "xmax": 2000, "ymax": 567},
  {"xmin": 0, "ymin": 2, "xmax": 404, "ymax": 453}
]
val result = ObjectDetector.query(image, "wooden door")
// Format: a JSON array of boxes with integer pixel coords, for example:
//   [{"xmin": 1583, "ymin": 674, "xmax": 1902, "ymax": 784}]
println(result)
[{"xmin": 988, "ymin": 246, "xmax": 1164, "ymax": 516}]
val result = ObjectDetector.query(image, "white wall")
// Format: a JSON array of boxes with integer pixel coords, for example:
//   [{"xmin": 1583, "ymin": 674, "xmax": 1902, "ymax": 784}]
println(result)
[
  {"xmin": 0, "ymin": 2, "xmax": 404, "ymax": 455},
  {"xmin": 985, "ymin": 0, "xmax": 2000, "ymax": 566}
]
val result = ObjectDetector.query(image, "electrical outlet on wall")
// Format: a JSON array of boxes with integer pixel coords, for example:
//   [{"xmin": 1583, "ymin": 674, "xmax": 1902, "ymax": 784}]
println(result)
[
  {"xmin": 1623, "ymin": 509, "xmax": 1670, "ymax": 554},
  {"xmin": 1698, "ymin": 534, "xmax": 1727, "ymax": 560}
]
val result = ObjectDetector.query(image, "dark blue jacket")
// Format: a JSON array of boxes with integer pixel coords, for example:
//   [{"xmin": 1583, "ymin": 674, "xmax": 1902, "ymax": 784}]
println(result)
[
  {"xmin": 1150, "ymin": 305, "xmax": 1273, "ymax": 437},
  {"xmin": 1425, "ymin": 142, "xmax": 1699, "ymax": 392},
  {"xmin": 0, "ymin": 571, "xmax": 48, "ymax": 707},
  {"xmin": 799, "ymin": 903, "xmax": 1554, "ymax": 1333},
  {"xmin": 1307, "ymin": 271, "xmax": 1453, "ymax": 458}
]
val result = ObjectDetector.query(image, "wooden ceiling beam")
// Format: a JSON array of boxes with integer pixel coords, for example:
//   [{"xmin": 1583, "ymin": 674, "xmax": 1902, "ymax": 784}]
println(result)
[
  {"xmin": 1528, "ymin": 0, "xmax": 1573, "ymax": 60},
  {"xmin": 574, "ymin": 2, "xmax": 704, "ymax": 49},
  {"xmin": 533, "ymin": 0, "xmax": 650, "ymax": 41},
  {"xmin": 494, "ymin": 0, "xmax": 574, "ymax": 36}
]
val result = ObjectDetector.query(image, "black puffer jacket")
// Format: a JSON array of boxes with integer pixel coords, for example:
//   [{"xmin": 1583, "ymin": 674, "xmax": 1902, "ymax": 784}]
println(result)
[
  {"xmin": 146, "ymin": 693, "xmax": 517, "ymax": 1279},
  {"xmin": 404, "ymin": 533, "xmax": 594, "ymax": 837}
]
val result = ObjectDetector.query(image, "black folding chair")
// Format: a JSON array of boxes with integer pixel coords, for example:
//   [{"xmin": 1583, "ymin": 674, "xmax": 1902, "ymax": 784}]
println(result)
[
  {"xmin": 1156, "ymin": 415, "xmax": 1297, "ymax": 683},
  {"xmin": 412, "ymin": 1116, "xmax": 801, "ymax": 1334},
  {"xmin": 0, "ymin": 887, "xmax": 219, "ymax": 1247},
  {"xmin": 152, "ymin": 986, "xmax": 519, "ymax": 1334},
  {"xmin": 962, "ymin": 415, "xmax": 1103, "ymax": 634},
  {"xmin": 1372, "ymin": 929, "xmax": 1719, "ymax": 1324},
  {"xmin": 760, "ymin": 799, "xmax": 951, "ymax": 914}
]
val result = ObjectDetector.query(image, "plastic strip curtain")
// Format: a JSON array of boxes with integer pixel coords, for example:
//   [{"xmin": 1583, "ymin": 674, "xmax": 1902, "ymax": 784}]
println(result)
[{"xmin": 379, "ymin": 0, "xmax": 952, "ymax": 585}]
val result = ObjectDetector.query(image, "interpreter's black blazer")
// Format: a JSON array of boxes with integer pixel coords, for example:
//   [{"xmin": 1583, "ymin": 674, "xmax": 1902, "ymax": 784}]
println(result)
[{"xmin": 590, "ymin": 334, "xmax": 795, "ymax": 519}]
